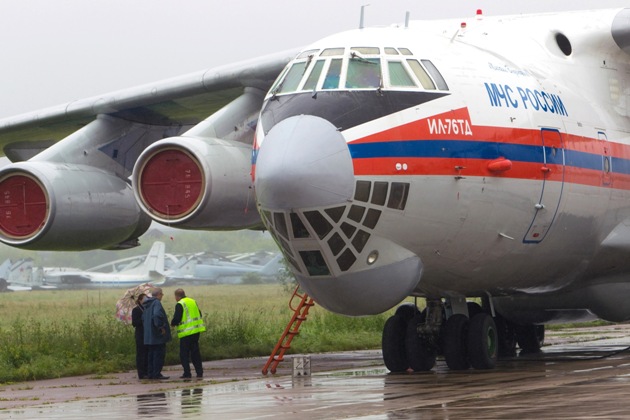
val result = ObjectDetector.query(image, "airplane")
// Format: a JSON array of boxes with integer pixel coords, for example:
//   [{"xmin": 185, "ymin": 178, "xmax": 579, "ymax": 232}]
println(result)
[
  {"xmin": 166, "ymin": 253, "xmax": 284, "ymax": 284},
  {"xmin": 226, "ymin": 250, "xmax": 278, "ymax": 266},
  {"xmin": 0, "ymin": 258, "xmax": 45, "ymax": 292},
  {"xmin": 43, "ymin": 241, "xmax": 167, "ymax": 287},
  {"xmin": 86, "ymin": 249, "xmax": 179, "ymax": 273},
  {"xmin": 1, "ymin": 7, "xmax": 630, "ymax": 372}
]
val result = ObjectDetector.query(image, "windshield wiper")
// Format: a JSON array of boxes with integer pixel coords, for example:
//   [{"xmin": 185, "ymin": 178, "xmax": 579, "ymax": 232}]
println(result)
[{"xmin": 350, "ymin": 50, "xmax": 377, "ymax": 64}]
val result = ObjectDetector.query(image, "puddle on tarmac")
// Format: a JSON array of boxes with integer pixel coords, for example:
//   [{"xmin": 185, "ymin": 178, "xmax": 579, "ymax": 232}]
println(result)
[
  {"xmin": 5, "ymin": 343, "xmax": 630, "ymax": 419},
  {"xmin": 1, "ymin": 371, "xmax": 389, "ymax": 419},
  {"xmin": 4, "ymin": 388, "xmax": 210, "ymax": 420},
  {"xmin": 326, "ymin": 368, "xmax": 388, "ymax": 377}
]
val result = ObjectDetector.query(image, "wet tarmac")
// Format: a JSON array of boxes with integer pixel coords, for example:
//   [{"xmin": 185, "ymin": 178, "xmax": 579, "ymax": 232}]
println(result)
[{"xmin": 2, "ymin": 324, "xmax": 630, "ymax": 419}]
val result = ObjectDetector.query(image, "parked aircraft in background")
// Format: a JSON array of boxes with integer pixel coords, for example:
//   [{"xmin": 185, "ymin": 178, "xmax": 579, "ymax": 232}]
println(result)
[
  {"xmin": 87, "ymin": 250, "xmax": 179, "ymax": 274},
  {"xmin": 3, "ymin": 8, "xmax": 630, "ymax": 372},
  {"xmin": 0, "ymin": 258, "xmax": 42, "ymax": 292},
  {"xmin": 43, "ymin": 241, "xmax": 167, "ymax": 287},
  {"xmin": 166, "ymin": 253, "xmax": 284, "ymax": 284},
  {"xmin": 226, "ymin": 251, "xmax": 278, "ymax": 266}
]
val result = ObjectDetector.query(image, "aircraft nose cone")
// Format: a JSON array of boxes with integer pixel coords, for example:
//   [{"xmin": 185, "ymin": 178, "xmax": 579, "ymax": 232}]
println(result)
[{"xmin": 255, "ymin": 115, "xmax": 354, "ymax": 210}]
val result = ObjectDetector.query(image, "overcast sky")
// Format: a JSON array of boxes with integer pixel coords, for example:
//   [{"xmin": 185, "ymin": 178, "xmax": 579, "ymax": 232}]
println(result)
[{"xmin": 1, "ymin": 0, "xmax": 629, "ymax": 118}]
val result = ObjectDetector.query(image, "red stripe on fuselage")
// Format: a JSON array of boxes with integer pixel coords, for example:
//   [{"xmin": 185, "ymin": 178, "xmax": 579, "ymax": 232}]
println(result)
[
  {"xmin": 351, "ymin": 107, "xmax": 627, "ymax": 157},
  {"xmin": 348, "ymin": 107, "xmax": 630, "ymax": 189},
  {"xmin": 352, "ymin": 158, "xmax": 560, "ymax": 180}
]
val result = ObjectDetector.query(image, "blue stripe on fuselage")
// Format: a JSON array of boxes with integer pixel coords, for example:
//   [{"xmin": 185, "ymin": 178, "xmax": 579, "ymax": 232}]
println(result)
[
  {"xmin": 349, "ymin": 139, "xmax": 626, "ymax": 174},
  {"xmin": 349, "ymin": 140, "xmax": 541, "ymax": 161}
]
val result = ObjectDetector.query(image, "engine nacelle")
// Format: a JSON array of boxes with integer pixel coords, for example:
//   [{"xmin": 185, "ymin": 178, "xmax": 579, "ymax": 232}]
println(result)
[
  {"xmin": 0, "ymin": 162, "xmax": 150, "ymax": 250},
  {"xmin": 132, "ymin": 136, "xmax": 260, "ymax": 229}
]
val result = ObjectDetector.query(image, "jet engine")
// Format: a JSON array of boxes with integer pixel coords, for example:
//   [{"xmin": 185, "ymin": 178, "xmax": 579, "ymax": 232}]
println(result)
[
  {"xmin": 131, "ymin": 136, "xmax": 260, "ymax": 230},
  {"xmin": 0, "ymin": 162, "xmax": 151, "ymax": 250}
]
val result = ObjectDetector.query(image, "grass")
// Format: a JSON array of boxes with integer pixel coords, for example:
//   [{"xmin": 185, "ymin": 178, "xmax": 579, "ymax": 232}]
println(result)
[
  {"xmin": 0, "ymin": 284, "xmax": 394, "ymax": 383},
  {"xmin": 1, "ymin": 285, "xmax": 608, "ymax": 383}
]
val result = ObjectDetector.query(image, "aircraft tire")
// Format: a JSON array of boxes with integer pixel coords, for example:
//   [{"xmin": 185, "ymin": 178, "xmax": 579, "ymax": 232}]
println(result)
[
  {"xmin": 494, "ymin": 315, "xmax": 517, "ymax": 358},
  {"xmin": 382, "ymin": 314, "xmax": 408, "ymax": 372},
  {"xmin": 443, "ymin": 314, "xmax": 470, "ymax": 370},
  {"xmin": 0, "ymin": 278, "xmax": 6, "ymax": 292},
  {"xmin": 467, "ymin": 301, "xmax": 483, "ymax": 318},
  {"xmin": 516, "ymin": 324, "xmax": 545, "ymax": 354},
  {"xmin": 395, "ymin": 302, "xmax": 420, "ymax": 320},
  {"xmin": 405, "ymin": 315, "xmax": 436, "ymax": 371},
  {"xmin": 467, "ymin": 313, "xmax": 498, "ymax": 369}
]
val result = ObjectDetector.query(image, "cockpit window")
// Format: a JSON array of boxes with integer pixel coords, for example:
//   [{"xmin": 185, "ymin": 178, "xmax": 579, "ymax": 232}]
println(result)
[
  {"xmin": 275, "ymin": 61, "xmax": 308, "ymax": 94},
  {"xmin": 388, "ymin": 61, "xmax": 416, "ymax": 87},
  {"xmin": 351, "ymin": 47, "xmax": 380, "ymax": 55},
  {"xmin": 297, "ymin": 49, "xmax": 318, "ymax": 59},
  {"xmin": 407, "ymin": 60, "xmax": 436, "ymax": 90},
  {"xmin": 322, "ymin": 58, "xmax": 342, "ymax": 89},
  {"xmin": 346, "ymin": 57, "xmax": 381, "ymax": 88},
  {"xmin": 267, "ymin": 46, "xmax": 449, "ymax": 97},
  {"xmin": 422, "ymin": 59, "xmax": 449, "ymax": 90},
  {"xmin": 303, "ymin": 59, "xmax": 325, "ymax": 91},
  {"xmin": 321, "ymin": 47, "xmax": 345, "ymax": 56},
  {"xmin": 268, "ymin": 66, "xmax": 288, "ymax": 95}
]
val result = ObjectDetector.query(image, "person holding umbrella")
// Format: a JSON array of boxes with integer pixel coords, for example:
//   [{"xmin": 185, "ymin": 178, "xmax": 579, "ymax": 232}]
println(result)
[
  {"xmin": 142, "ymin": 287, "xmax": 172, "ymax": 380},
  {"xmin": 131, "ymin": 293, "xmax": 149, "ymax": 379}
]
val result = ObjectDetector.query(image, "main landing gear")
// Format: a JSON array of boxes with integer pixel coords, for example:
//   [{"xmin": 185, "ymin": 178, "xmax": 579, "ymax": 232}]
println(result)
[{"xmin": 382, "ymin": 299, "xmax": 544, "ymax": 372}]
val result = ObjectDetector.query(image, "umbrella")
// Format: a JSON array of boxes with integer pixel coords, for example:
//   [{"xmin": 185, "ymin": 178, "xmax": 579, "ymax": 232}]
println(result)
[{"xmin": 115, "ymin": 283, "xmax": 153, "ymax": 324}]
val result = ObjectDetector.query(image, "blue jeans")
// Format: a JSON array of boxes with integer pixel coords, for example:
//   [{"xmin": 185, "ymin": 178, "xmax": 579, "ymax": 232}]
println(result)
[{"xmin": 147, "ymin": 343, "xmax": 166, "ymax": 379}]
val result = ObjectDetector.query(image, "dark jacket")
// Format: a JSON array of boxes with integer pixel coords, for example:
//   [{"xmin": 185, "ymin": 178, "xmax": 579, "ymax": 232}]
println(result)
[
  {"xmin": 142, "ymin": 297, "xmax": 172, "ymax": 345},
  {"xmin": 131, "ymin": 304, "xmax": 144, "ymax": 343}
]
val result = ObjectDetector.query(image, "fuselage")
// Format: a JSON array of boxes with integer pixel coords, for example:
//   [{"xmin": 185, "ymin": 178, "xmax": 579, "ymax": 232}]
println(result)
[{"xmin": 253, "ymin": 9, "xmax": 630, "ymax": 320}]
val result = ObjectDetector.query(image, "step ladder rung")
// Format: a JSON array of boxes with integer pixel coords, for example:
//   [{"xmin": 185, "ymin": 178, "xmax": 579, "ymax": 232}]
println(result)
[{"xmin": 262, "ymin": 287, "xmax": 315, "ymax": 375}]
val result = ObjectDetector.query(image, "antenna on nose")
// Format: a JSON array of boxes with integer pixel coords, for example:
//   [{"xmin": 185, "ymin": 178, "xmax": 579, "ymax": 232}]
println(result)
[
  {"xmin": 405, "ymin": 11, "xmax": 410, "ymax": 28},
  {"xmin": 359, "ymin": 4, "xmax": 370, "ymax": 29}
]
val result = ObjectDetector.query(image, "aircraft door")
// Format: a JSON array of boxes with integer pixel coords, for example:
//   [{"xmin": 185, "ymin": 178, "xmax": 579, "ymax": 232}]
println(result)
[
  {"xmin": 523, "ymin": 128, "xmax": 565, "ymax": 243},
  {"xmin": 598, "ymin": 131, "xmax": 612, "ymax": 187}
]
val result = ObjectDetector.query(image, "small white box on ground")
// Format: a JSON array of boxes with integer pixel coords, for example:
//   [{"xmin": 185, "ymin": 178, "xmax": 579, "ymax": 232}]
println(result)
[{"xmin": 292, "ymin": 356, "xmax": 311, "ymax": 376}]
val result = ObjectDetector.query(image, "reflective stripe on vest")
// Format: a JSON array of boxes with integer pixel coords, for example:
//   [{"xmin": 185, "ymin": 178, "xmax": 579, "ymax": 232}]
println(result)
[{"xmin": 176, "ymin": 297, "xmax": 206, "ymax": 338}]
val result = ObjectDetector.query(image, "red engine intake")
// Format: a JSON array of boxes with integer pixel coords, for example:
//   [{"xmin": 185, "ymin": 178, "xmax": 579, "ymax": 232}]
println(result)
[
  {"xmin": 0, "ymin": 162, "xmax": 150, "ymax": 250},
  {"xmin": 0, "ymin": 173, "xmax": 47, "ymax": 240},
  {"xmin": 137, "ymin": 148, "xmax": 204, "ymax": 220},
  {"xmin": 132, "ymin": 136, "xmax": 261, "ymax": 230}
]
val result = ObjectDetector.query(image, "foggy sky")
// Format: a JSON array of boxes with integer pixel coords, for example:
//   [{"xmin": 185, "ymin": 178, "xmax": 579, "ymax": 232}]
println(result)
[{"xmin": 1, "ymin": 0, "xmax": 629, "ymax": 119}]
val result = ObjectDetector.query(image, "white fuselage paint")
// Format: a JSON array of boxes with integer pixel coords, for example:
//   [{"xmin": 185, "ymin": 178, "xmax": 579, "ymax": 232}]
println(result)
[{"xmin": 255, "ymin": 9, "xmax": 630, "ymax": 321}]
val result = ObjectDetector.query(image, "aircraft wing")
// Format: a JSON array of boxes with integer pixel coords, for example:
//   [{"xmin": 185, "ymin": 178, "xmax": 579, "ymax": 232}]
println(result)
[
  {"xmin": 0, "ymin": 49, "xmax": 297, "ymax": 161},
  {"xmin": 0, "ymin": 49, "xmax": 297, "ymax": 251}
]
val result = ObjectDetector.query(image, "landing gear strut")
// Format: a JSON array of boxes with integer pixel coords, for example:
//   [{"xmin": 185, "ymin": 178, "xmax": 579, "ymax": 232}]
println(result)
[
  {"xmin": 515, "ymin": 324, "xmax": 545, "ymax": 353},
  {"xmin": 382, "ymin": 299, "xmax": 501, "ymax": 372}
]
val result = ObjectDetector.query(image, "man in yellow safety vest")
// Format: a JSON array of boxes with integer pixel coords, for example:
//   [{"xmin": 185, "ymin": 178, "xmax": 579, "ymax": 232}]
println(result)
[{"xmin": 171, "ymin": 288, "xmax": 206, "ymax": 379}]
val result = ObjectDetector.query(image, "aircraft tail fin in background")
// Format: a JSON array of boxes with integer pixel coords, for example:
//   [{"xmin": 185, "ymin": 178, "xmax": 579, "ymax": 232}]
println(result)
[
  {"xmin": 0, "ymin": 259, "xmax": 11, "ymax": 281},
  {"xmin": 127, "ymin": 241, "xmax": 166, "ymax": 276},
  {"xmin": 167, "ymin": 255, "xmax": 198, "ymax": 279},
  {"xmin": 9, "ymin": 258, "xmax": 34, "ymax": 284},
  {"xmin": 259, "ymin": 254, "xmax": 285, "ymax": 277}
]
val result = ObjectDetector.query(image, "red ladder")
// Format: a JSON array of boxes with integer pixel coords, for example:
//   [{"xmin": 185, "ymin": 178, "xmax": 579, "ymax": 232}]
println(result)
[{"xmin": 262, "ymin": 286, "xmax": 315, "ymax": 375}]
